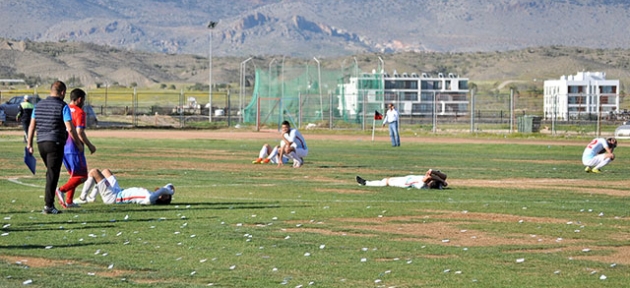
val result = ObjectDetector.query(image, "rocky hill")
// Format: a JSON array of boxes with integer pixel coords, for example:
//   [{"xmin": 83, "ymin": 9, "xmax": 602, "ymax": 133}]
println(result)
[
  {"xmin": 2, "ymin": 38, "xmax": 630, "ymax": 95},
  {"xmin": 1, "ymin": 0, "xmax": 630, "ymax": 57}
]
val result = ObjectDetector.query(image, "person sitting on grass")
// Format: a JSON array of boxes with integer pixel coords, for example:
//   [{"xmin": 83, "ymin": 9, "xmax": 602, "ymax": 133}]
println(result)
[
  {"xmin": 356, "ymin": 169, "xmax": 448, "ymax": 190},
  {"xmin": 74, "ymin": 168, "xmax": 174, "ymax": 205},
  {"xmin": 252, "ymin": 142, "xmax": 289, "ymax": 164}
]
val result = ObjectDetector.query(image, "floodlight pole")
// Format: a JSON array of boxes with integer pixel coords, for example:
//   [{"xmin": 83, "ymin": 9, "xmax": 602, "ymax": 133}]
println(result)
[
  {"xmin": 313, "ymin": 57, "xmax": 323, "ymax": 121},
  {"xmin": 240, "ymin": 57, "xmax": 253, "ymax": 123},
  {"xmin": 207, "ymin": 21, "xmax": 217, "ymax": 122}
]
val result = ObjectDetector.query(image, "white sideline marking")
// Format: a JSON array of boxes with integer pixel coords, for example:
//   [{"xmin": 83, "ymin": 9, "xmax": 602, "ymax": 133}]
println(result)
[{"xmin": 6, "ymin": 178, "xmax": 42, "ymax": 188}]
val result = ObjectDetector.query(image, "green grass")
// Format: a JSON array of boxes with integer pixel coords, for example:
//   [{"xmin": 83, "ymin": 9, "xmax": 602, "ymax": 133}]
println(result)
[{"xmin": 1, "ymin": 132, "xmax": 629, "ymax": 287}]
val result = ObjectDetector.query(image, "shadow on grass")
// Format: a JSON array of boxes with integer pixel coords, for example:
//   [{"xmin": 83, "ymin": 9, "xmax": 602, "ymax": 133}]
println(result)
[{"xmin": 0, "ymin": 241, "xmax": 114, "ymax": 250}]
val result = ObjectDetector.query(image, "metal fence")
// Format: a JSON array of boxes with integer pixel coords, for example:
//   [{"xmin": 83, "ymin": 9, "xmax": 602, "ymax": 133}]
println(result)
[{"xmin": 1, "ymin": 87, "xmax": 623, "ymax": 136}]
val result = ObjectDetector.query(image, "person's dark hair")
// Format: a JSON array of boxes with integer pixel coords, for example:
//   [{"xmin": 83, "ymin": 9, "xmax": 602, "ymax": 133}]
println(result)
[
  {"xmin": 154, "ymin": 194, "xmax": 172, "ymax": 205},
  {"xmin": 607, "ymin": 137, "xmax": 617, "ymax": 148},
  {"xmin": 282, "ymin": 120, "xmax": 291, "ymax": 128},
  {"xmin": 51, "ymin": 81, "xmax": 66, "ymax": 95},
  {"xmin": 70, "ymin": 88, "xmax": 86, "ymax": 102}
]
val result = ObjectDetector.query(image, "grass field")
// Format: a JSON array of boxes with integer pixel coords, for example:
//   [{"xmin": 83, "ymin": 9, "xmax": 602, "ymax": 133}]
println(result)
[{"xmin": 1, "ymin": 130, "xmax": 629, "ymax": 287}]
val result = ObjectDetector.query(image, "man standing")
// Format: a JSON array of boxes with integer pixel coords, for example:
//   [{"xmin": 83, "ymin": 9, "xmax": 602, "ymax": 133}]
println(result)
[
  {"xmin": 582, "ymin": 137, "xmax": 617, "ymax": 173},
  {"xmin": 382, "ymin": 103, "xmax": 400, "ymax": 147},
  {"xmin": 26, "ymin": 81, "xmax": 82, "ymax": 214},
  {"xmin": 58, "ymin": 88, "xmax": 97, "ymax": 208},
  {"xmin": 16, "ymin": 95, "xmax": 34, "ymax": 143},
  {"xmin": 277, "ymin": 120, "xmax": 308, "ymax": 168}
]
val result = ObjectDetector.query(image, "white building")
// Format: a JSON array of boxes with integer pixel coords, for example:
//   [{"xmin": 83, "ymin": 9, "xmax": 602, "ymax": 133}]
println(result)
[
  {"xmin": 336, "ymin": 71, "xmax": 469, "ymax": 117},
  {"xmin": 543, "ymin": 72, "xmax": 619, "ymax": 120}
]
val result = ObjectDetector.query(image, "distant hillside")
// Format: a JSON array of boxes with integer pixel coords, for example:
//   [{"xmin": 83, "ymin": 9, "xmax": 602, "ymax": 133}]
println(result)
[
  {"xmin": 2, "ymin": 39, "xmax": 630, "ymax": 99},
  {"xmin": 1, "ymin": 0, "xmax": 630, "ymax": 57}
]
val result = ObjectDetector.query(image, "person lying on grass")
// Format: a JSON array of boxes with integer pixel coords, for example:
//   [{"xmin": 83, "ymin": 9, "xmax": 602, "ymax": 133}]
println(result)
[
  {"xmin": 356, "ymin": 169, "xmax": 448, "ymax": 190},
  {"xmin": 74, "ymin": 168, "xmax": 174, "ymax": 205}
]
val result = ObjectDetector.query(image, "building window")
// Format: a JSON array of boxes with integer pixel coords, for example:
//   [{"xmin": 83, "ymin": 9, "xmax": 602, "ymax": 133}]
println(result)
[
  {"xmin": 421, "ymin": 92, "xmax": 433, "ymax": 101},
  {"xmin": 412, "ymin": 103, "xmax": 433, "ymax": 113},
  {"xmin": 459, "ymin": 80, "xmax": 468, "ymax": 89},
  {"xmin": 402, "ymin": 92, "xmax": 418, "ymax": 101}
]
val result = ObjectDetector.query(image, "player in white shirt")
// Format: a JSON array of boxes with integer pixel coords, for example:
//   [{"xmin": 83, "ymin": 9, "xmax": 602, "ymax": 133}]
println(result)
[
  {"xmin": 582, "ymin": 137, "xmax": 617, "ymax": 173},
  {"xmin": 277, "ymin": 120, "xmax": 308, "ymax": 168},
  {"xmin": 74, "ymin": 168, "xmax": 174, "ymax": 205},
  {"xmin": 356, "ymin": 169, "xmax": 448, "ymax": 189},
  {"xmin": 252, "ymin": 143, "xmax": 289, "ymax": 164}
]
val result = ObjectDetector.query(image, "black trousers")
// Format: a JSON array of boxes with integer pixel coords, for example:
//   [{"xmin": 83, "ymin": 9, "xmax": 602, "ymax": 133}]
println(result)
[{"xmin": 38, "ymin": 141, "xmax": 65, "ymax": 208}]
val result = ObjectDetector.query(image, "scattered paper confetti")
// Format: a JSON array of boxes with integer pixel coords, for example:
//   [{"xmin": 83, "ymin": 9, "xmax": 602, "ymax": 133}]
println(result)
[
  {"xmin": 304, "ymin": 252, "xmax": 311, "ymax": 257},
  {"xmin": 516, "ymin": 258, "xmax": 525, "ymax": 263},
  {"xmin": 23, "ymin": 279, "xmax": 33, "ymax": 285},
  {"xmin": 600, "ymin": 275, "xmax": 607, "ymax": 280}
]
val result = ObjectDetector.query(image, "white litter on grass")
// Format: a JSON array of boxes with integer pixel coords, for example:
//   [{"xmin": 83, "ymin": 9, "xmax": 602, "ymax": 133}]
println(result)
[
  {"xmin": 319, "ymin": 244, "xmax": 325, "ymax": 249},
  {"xmin": 229, "ymin": 265, "xmax": 236, "ymax": 270},
  {"xmin": 108, "ymin": 264, "xmax": 114, "ymax": 269},
  {"xmin": 361, "ymin": 247, "xmax": 368, "ymax": 251},
  {"xmin": 4, "ymin": 217, "xmax": 11, "ymax": 220},
  {"xmin": 272, "ymin": 267, "xmax": 278, "ymax": 272},
  {"xmin": 23, "ymin": 279, "xmax": 33, "ymax": 285},
  {"xmin": 598, "ymin": 212, "xmax": 604, "ymax": 217},
  {"xmin": 516, "ymin": 258, "xmax": 525, "ymax": 263},
  {"xmin": 600, "ymin": 275, "xmax": 607, "ymax": 280},
  {"xmin": 304, "ymin": 252, "xmax": 311, "ymax": 257},
  {"xmin": 95, "ymin": 249, "xmax": 101, "ymax": 255},
  {"xmin": 554, "ymin": 270, "xmax": 561, "ymax": 274},
  {"xmin": 1, "ymin": 233, "xmax": 8, "ymax": 236},
  {"xmin": 518, "ymin": 220, "xmax": 524, "ymax": 223},
  {"xmin": 285, "ymin": 236, "xmax": 291, "ymax": 240},
  {"xmin": 124, "ymin": 215, "xmax": 129, "ymax": 220},
  {"xmin": 556, "ymin": 238, "xmax": 563, "ymax": 242},
  {"xmin": 374, "ymin": 279, "xmax": 382, "ymax": 283},
  {"xmin": 236, "ymin": 223, "xmax": 242, "ymax": 227},
  {"xmin": 611, "ymin": 263, "xmax": 617, "ymax": 268},
  {"xmin": 190, "ymin": 271, "xmax": 197, "ymax": 276},
  {"xmin": 442, "ymin": 239, "xmax": 450, "ymax": 243},
  {"xmin": 200, "ymin": 259, "xmax": 207, "ymax": 263},
  {"xmin": 443, "ymin": 269, "xmax": 450, "ymax": 273},
  {"xmin": 361, "ymin": 258, "xmax": 367, "ymax": 262},
  {"xmin": 2, "ymin": 224, "xmax": 10, "ymax": 228},
  {"xmin": 582, "ymin": 248, "xmax": 591, "ymax": 252},
  {"xmin": 45, "ymin": 246, "xmax": 53, "ymax": 249},
  {"xmin": 455, "ymin": 271, "xmax": 462, "ymax": 274},
  {"xmin": 116, "ymin": 232, "xmax": 122, "ymax": 236}
]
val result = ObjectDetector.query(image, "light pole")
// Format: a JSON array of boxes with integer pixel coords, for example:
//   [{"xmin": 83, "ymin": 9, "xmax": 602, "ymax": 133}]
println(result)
[
  {"xmin": 268, "ymin": 58, "xmax": 277, "ymax": 98},
  {"xmin": 207, "ymin": 21, "xmax": 217, "ymax": 122},
  {"xmin": 313, "ymin": 57, "xmax": 323, "ymax": 121},
  {"xmin": 240, "ymin": 57, "xmax": 253, "ymax": 122}
]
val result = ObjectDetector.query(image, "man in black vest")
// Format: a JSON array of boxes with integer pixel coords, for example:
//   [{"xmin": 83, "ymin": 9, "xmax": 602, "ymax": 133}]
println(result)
[{"xmin": 26, "ymin": 81, "xmax": 83, "ymax": 214}]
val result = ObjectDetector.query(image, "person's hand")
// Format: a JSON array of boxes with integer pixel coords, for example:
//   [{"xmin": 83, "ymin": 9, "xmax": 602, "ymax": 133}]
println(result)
[
  {"xmin": 27, "ymin": 146, "xmax": 33, "ymax": 154},
  {"xmin": 88, "ymin": 144, "xmax": 96, "ymax": 154}
]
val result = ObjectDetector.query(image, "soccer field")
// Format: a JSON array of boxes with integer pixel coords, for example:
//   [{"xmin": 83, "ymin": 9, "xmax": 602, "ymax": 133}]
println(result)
[{"xmin": 1, "ymin": 130, "xmax": 629, "ymax": 287}]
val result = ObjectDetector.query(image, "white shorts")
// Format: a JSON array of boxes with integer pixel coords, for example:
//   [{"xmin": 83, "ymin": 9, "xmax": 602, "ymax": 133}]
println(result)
[
  {"xmin": 96, "ymin": 175, "xmax": 122, "ymax": 204},
  {"xmin": 583, "ymin": 154, "xmax": 607, "ymax": 167}
]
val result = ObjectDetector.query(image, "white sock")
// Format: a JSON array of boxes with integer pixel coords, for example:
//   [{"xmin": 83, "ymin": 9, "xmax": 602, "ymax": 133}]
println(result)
[
  {"xmin": 80, "ymin": 177, "xmax": 95, "ymax": 199},
  {"xmin": 268, "ymin": 146, "xmax": 279, "ymax": 160},
  {"xmin": 258, "ymin": 146, "xmax": 268, "ymax": 159}
]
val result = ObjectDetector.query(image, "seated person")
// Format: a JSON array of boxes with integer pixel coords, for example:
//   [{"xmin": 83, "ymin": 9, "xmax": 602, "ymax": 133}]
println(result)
[
  {"xmin": 355, "ymin": 169, "xmax": 448, "ymax": 190},
  {"xmin": 252, "ymin": 143, "xmax": 289, "ymax": 164},
  {"xmin": 74, "ymin": 168, "xmax": 174, "ymax": 205}
]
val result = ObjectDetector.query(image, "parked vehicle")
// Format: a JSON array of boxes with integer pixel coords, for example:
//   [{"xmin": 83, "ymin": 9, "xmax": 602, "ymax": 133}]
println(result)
[
  {"xmin": 0, "ymin": 95, "xmax": 97, "ymax": 127},
  {"xmin": 0, "ymin": 95, "xmax": 40, "ymax": 121}
]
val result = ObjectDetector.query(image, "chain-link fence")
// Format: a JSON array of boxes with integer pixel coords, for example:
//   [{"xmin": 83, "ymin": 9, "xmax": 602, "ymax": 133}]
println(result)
[{"xmin": 1, "ymin": 82, "xmax": 625, "ymax": 136}]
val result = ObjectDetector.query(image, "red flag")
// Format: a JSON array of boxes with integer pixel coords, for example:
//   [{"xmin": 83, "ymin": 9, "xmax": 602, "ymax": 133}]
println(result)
[{"xmin": 374, "ymin": 110, "xmax": 383, "ymax": 120}]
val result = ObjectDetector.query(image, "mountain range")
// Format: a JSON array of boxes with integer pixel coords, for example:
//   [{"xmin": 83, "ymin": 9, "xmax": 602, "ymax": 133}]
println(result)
[{"xmin": 2, "ymin": 0, "xmax": 630, "ymax": 57}]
